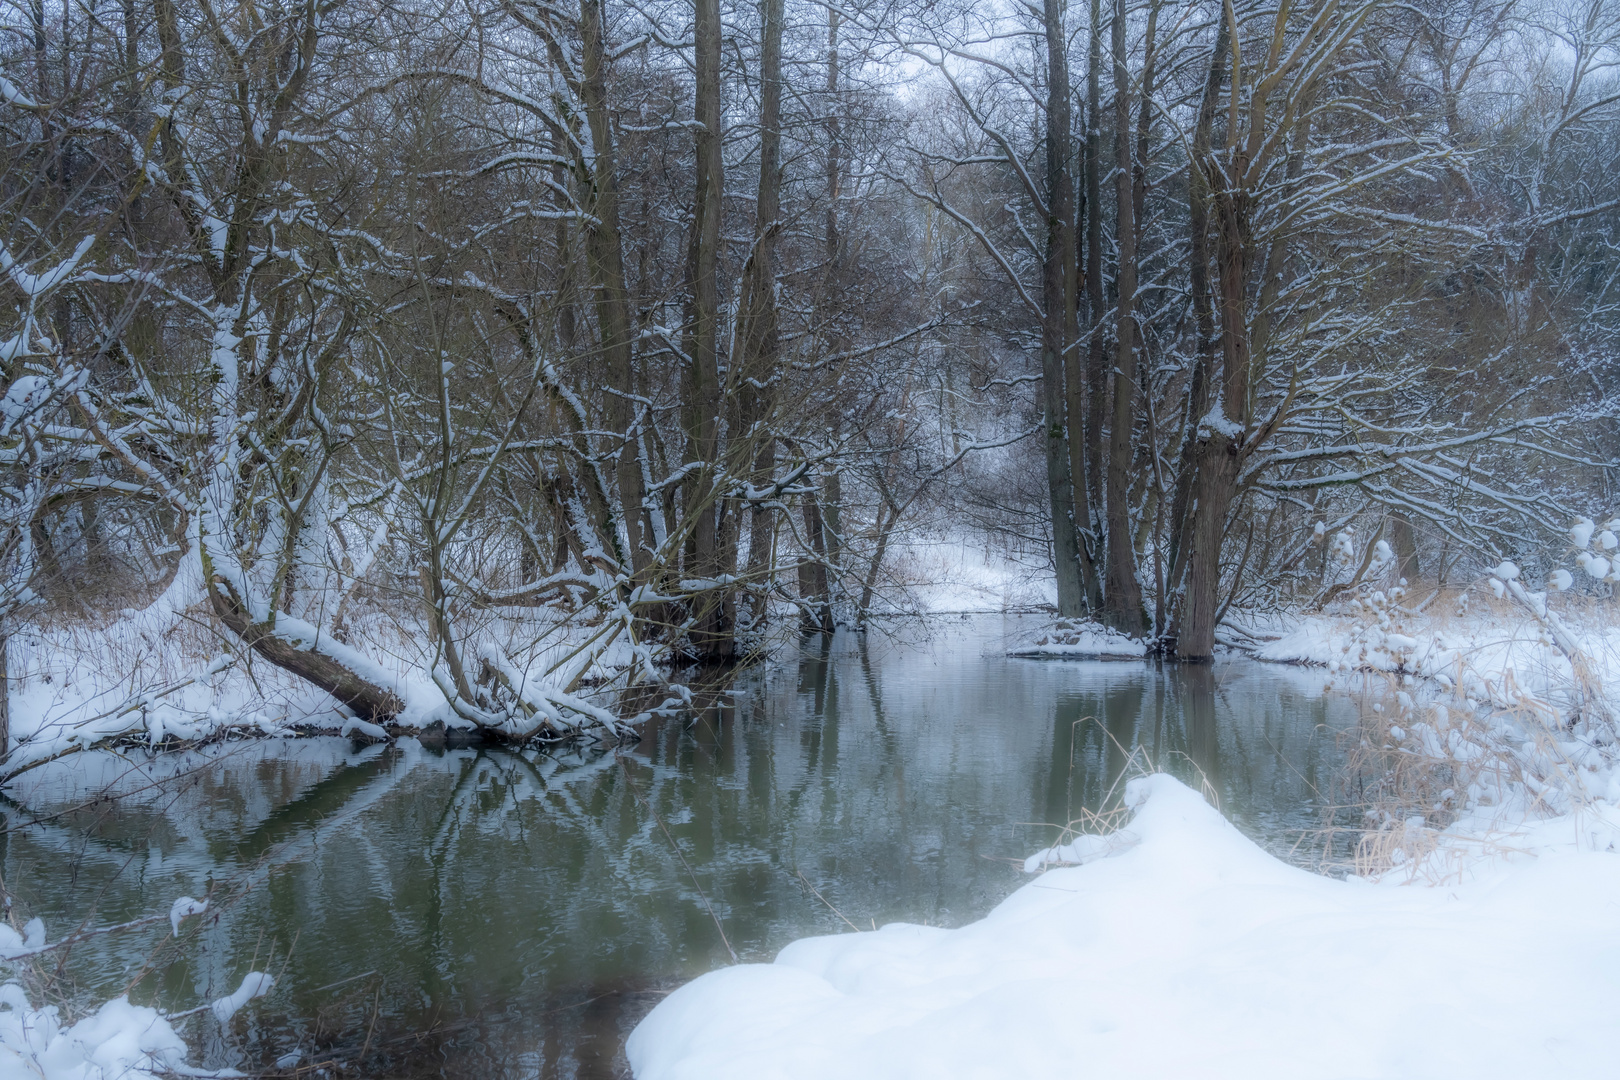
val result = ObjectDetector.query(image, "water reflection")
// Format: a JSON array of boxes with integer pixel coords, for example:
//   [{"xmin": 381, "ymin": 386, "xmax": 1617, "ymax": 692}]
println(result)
[{"xmin": 2, "ymin": 617, "xmax": 1353, "ymax": 1077}]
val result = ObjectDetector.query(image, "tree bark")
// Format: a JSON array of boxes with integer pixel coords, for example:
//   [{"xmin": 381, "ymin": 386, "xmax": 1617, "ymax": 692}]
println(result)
[
  {"xmin": 1166, "ymin": 17, "xmax": 1228, "ymax": 633},
  {"xmin": 578, "ymin": 0, "xmax": 651, "ymax": 582},
  {"xmin": 1082, "ymin": 0, "xmax": 1107, "ymax": 555},
  {"xmin": 1042, "ymin": 0, "xmax": 1088, "ymax": 617},
  {"xmin": 799, "ymin": 491, "xmax": 831, "ymax": 632},
  {"xmin": 1103, "ymin": 0, "xmax": 1145, "ymax": 632},
  {"xmin": 738, "ymin": 0, "xmax": 785, "ymax": 646},
  {"xmin": 683, "ymin": 0, "xmax": 727, "ymax": 659},
  {"xmin": 209, "ymin": 583, "xmax": 404, "ymax": 721},
  {"xmin": 0, "ymin": 626, "xmax": 9, "ymax": 758},
  {"xmin": 1389, "ymin": 511, "xmax": 1419, "ymax": 583}
]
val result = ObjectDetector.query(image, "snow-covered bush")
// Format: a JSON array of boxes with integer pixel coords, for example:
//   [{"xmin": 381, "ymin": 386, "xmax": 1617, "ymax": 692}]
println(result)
[{"xmin": 1328, "ymin": 515, "xmax": 1620, "ymax": 877}]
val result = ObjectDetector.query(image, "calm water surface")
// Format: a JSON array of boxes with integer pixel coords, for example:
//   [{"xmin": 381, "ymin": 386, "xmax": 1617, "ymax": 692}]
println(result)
[{"xmin": 2, "ymin": 617, "xmax": 1355, "ymax": 1077}]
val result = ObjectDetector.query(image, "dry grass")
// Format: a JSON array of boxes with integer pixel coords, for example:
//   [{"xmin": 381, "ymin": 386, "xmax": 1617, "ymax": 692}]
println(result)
[{"xmin": 1332, "ymin": 657, "xmax": 1612, "ymax": 881}]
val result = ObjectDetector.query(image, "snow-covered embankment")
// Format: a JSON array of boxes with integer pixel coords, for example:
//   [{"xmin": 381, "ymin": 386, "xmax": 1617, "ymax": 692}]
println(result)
[{"xmin": 626, "ymin": 774, "xmax": 1620, "ymax": 1080}]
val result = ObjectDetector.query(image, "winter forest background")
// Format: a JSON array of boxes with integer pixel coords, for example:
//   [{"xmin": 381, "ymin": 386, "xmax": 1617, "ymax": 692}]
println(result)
[{"xmin": 1, "ymin": 0, "xmax": 1616, "ymax": 757}]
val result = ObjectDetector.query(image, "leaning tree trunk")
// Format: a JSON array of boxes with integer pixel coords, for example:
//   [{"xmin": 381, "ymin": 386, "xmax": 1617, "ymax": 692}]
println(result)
[{"xmin": 208, "ymin": 582, "xmax": 404, "ymax": 721}]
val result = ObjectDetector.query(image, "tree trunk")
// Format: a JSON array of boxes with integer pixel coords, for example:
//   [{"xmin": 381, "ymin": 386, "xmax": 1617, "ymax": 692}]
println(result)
[
  {"xmin": 1103, "ymin": 0, "xmax": 1145, "ymax": 633},
  {"xmin": 1042, "ymin": 0, "xmax": 1087, "ymax": 617},
  {"xmin": 0, "ymin": 626, "xmax": 9, "ymax": 759},
  {"xmin": 739, "ymin": 0, "xmax": 785, "ymax": 646},
  {"xmin": 683, "ymin": 0, "xmax": 727, "ymax": 660},
  {"xmin": 1165, "ymin": 17, "xmax": 1228, "ymax": 628},
  {"xmin": 1082, "ymin": 0, "xmax": 1107, "ymax": 555},
  {"xmin": 825, "ymin": 9, "xmax": 841, "ymax": 271},
  {"xmin": 1178, "ymin": 132, "xmax": 1256, "ymax": 661},
  {"xmin": 209, "ymin": 583, "xmax": 404, "ymax": 721},
  {"xmin": 799, "ymin": 491, "xmax": 831, "ymax": 632},
  {"xmin": 1390, "ymin": 511, "xmax": 1419, "ymax": 583},
  {"xmin": 578, "ymin": 0, "xmax": 651, "ymax": 582},
  {"xmin": 1175, "ymin": 438, "xmax": 1239, "ymax": 661}
]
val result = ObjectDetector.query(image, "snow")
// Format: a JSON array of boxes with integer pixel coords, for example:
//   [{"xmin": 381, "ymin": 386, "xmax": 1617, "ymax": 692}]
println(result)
[
  {"xmin": 626, "ymin": 774, "xmax": 1620, "ymax": 1080},
  {"xmin": 1250, "ymin": 599, "xmax": 1618, "ymax": 722},
  {"xmin": 0, "ymin": 988, "xmax": 195, "ymax": 1080},
  {"xmin": 1571, "ymin": 518, "xmax": 1595, "ymax": 550},
  {"xmin": 169, "ymin": 897, "xmax": 207, "ymax": 937},
  {"xmin": 862, "ymin": 531, "xmax": 1058, "ymax": 614},
  {"xmin": 2, "ymin": 903, "xmax": 274, "ymax": 1077},
  {"xmin": 1006, "ymin": 619, "xmax": 1147, "ymax": 659},
  {"xmin": 209, "ymin": 971, "xmax": 274, "ymax": 1024},
  {"xmin": 1197, "ymin": 400, "xmax": 1243, "ymax": 439},
  {"xmin": 0, "ymin": 920, "xmax": 45, "ymax": 959}
]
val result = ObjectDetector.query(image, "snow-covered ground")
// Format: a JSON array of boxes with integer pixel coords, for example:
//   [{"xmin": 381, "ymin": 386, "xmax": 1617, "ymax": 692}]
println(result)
[
  {"xmin": 0, "ymin": 989, "xmax": 192, "ymax": 1080},
  {"xmin": 2, "ymin": 597, "xmax": 642, "ymax": 779},
  {"xmin": 1005, "ymin": 618, "xmax": 1147, "ymax": 659},
  {"xmin": 627, "ymin": 773, "xmax": 1620, "ymax": 1080},
  {"xmin": 1248, "ymin": 597, "xmax": 1620, "ymax": 713},
  {"xmin": 872, "ymin": 533, "xmax": 1057, "ymax": 614}
]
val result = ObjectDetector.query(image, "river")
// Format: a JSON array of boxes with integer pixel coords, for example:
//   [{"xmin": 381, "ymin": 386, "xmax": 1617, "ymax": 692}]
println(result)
[{"xmin": 1, "ymin": 616, "xmax": 1357, "ymax": 1077}]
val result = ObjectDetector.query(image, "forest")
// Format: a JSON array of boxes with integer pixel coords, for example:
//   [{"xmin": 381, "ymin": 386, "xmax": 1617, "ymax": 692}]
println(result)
[{"xmin": 1, "ymin": 0, "xmax": 1613, "ymax": 748}]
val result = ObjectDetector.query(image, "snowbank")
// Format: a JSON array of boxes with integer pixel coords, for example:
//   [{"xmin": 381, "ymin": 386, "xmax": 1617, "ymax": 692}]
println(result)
[
  {"xmin": 626, "ymin": 774, "xmax": 1620, "ymax": 1080},
  {"xmin": 0, "ymin": 988, "xmax": 195, "ymax": 1080},
  {"xmin": 1250, "ymin": 601, "xmax": 1619, "ymax": 715},
  {"xmin": 1007, "ymin": 619, "xmax": 1147, "ymax": 660}
]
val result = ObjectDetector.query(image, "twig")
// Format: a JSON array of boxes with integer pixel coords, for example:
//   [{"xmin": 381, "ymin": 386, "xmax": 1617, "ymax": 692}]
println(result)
[{"xmin": 794, "ymin": 868, "xmax": 862, "ymax": 933}]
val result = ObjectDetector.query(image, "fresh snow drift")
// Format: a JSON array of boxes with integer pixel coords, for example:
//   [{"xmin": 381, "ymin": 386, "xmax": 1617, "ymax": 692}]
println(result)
[{"xmin": 626, "ymin": 774, "xmax": 1620, "ymax": 1080}]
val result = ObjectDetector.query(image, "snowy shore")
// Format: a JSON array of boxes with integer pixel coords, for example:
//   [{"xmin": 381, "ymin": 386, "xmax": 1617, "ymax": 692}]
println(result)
[{"xmin": 627, "ymin": 773, "xmax": 1620, "ymax": 1080}]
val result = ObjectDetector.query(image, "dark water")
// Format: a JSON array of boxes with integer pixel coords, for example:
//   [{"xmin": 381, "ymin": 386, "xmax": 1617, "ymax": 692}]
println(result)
[{"xmin": 1, "ymin": 617, "xmax": 1354, "ymax": 1077}]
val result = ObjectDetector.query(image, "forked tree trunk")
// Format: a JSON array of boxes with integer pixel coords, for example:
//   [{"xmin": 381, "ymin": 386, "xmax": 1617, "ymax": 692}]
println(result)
[{"xmin": 1164, "ymin": 19, "xmax": 1227, "ymax": 619}]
